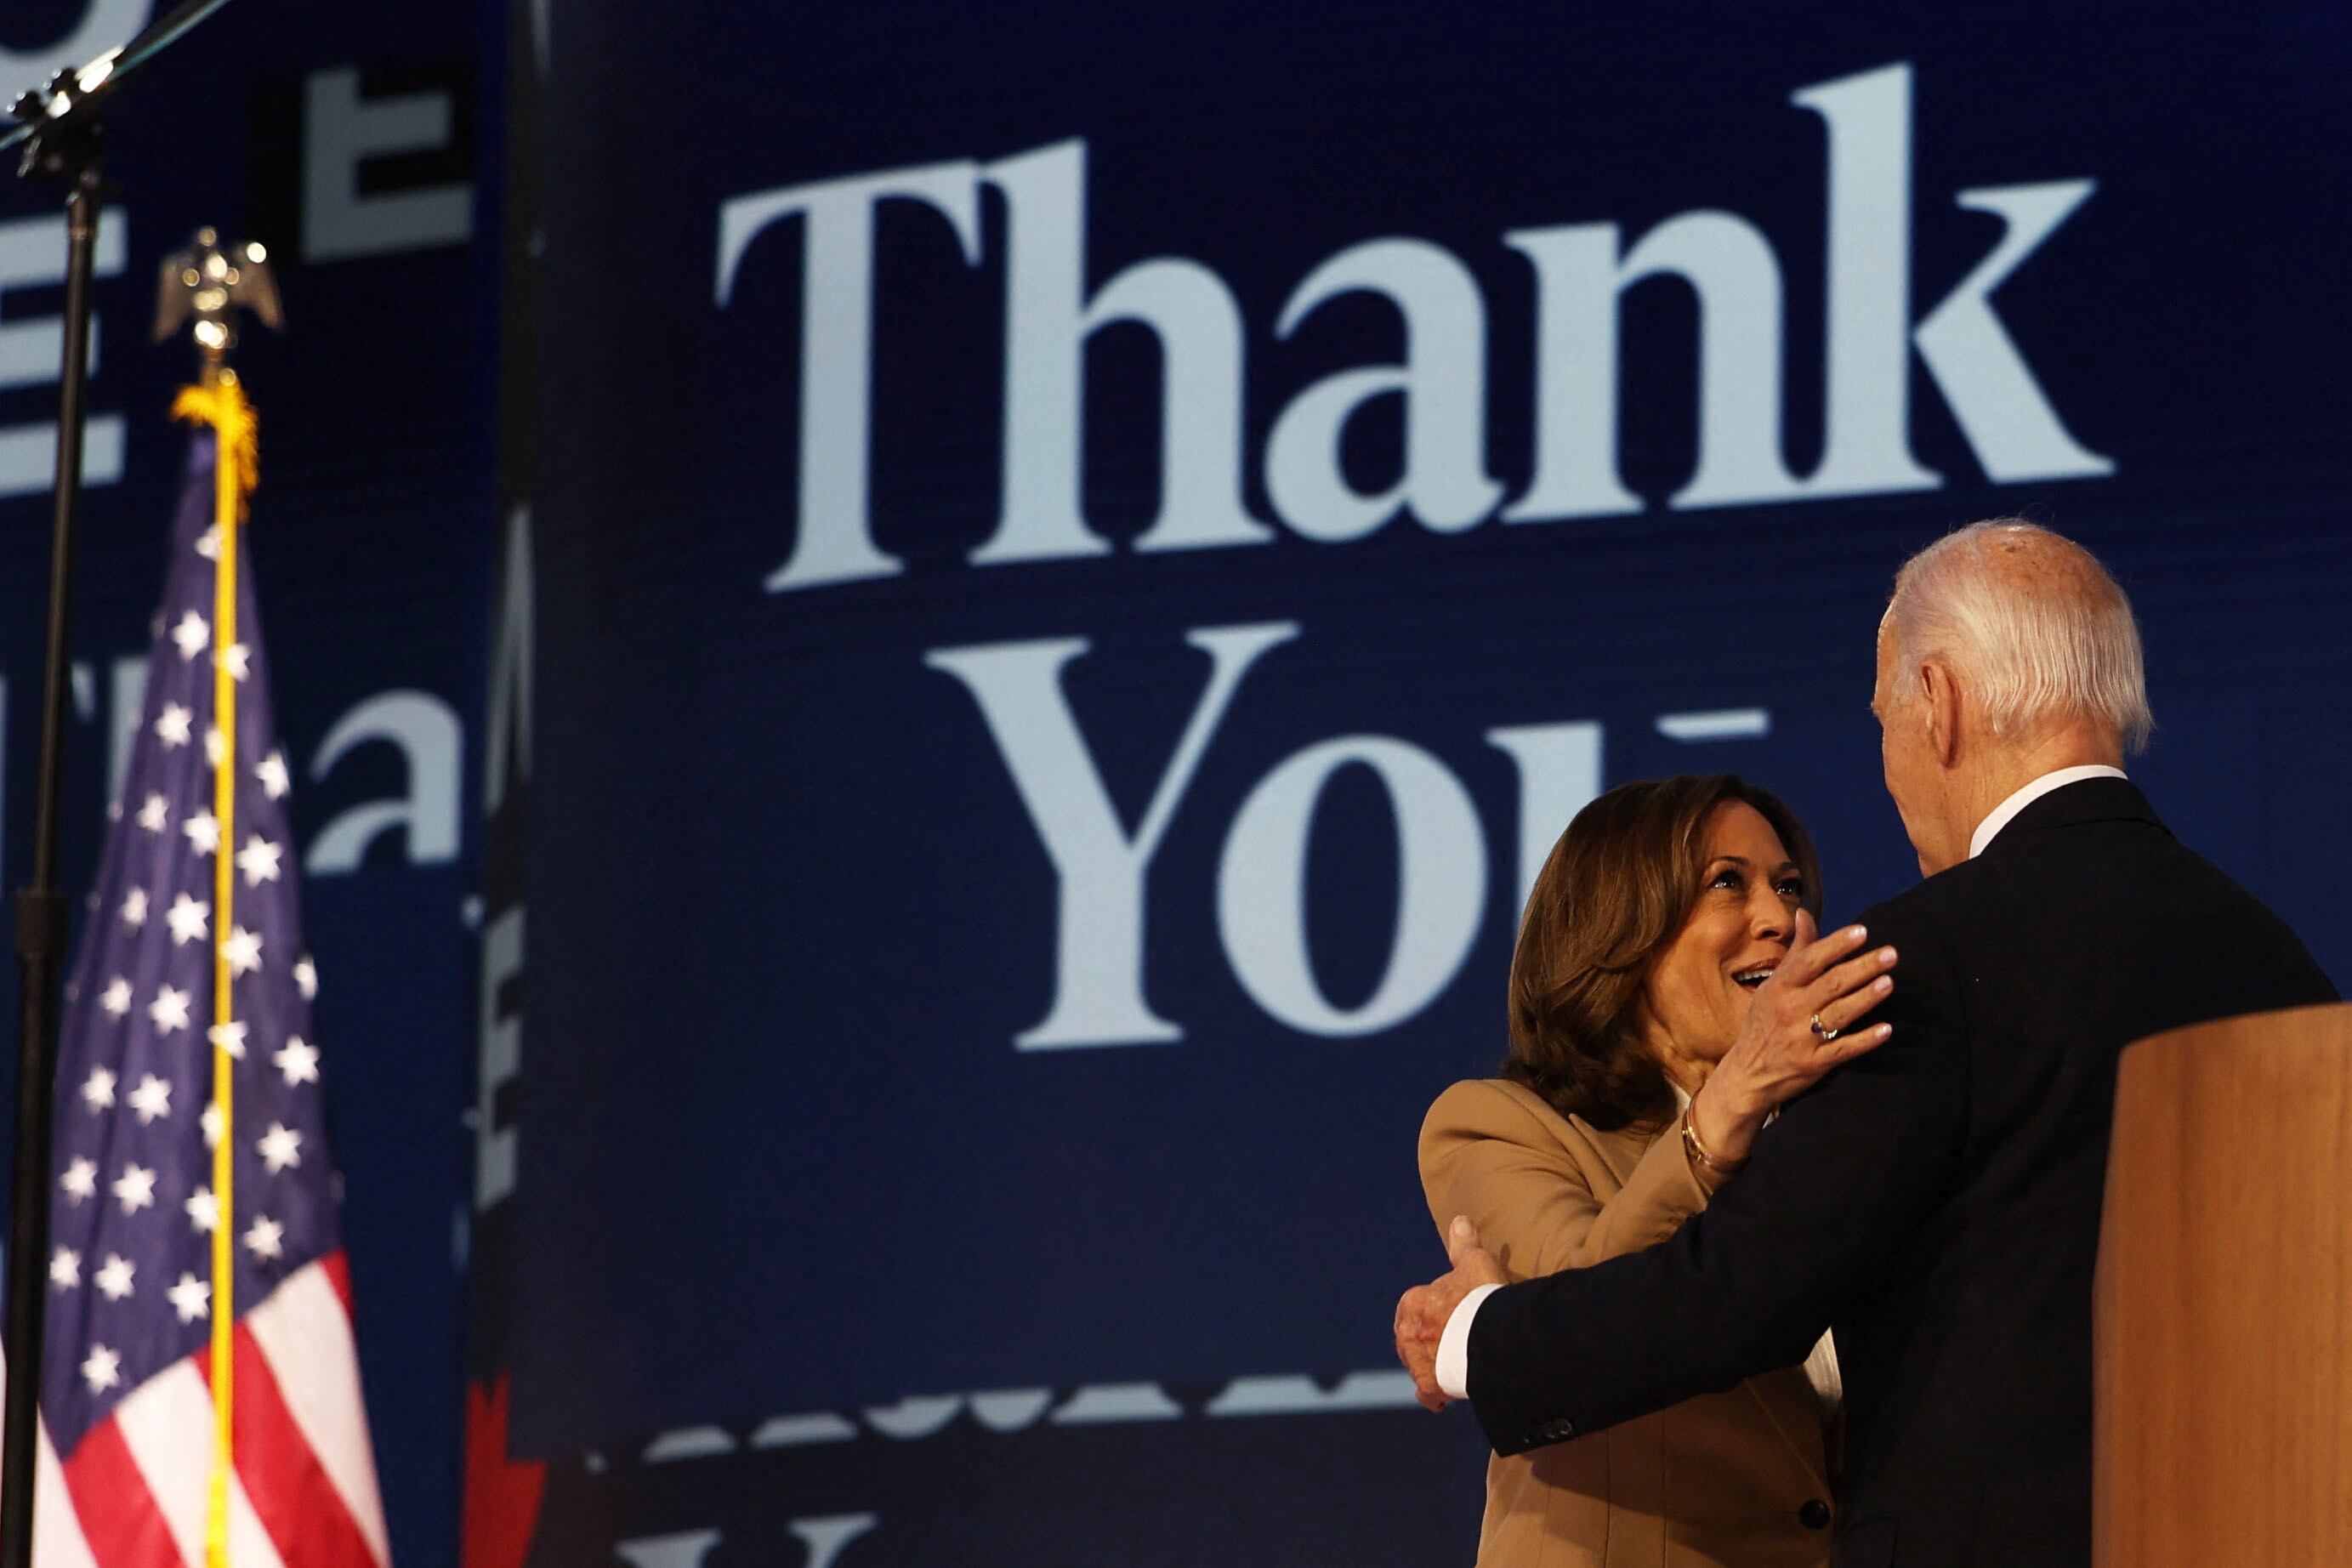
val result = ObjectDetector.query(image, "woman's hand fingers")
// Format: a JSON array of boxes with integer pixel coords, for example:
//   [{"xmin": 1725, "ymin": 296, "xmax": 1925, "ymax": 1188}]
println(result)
[
  {"xmin": 1781, "ymin": 918, "xmax": 1874, "ymax": 990},
  {"xmin": 1794, "ymin": 945, "xmax": 1896, "ymax": 1046},
  {"xmin": 1823, "ymin": 1020, "xmax": 1895, "ymax": 1063},
  {"xmin": 1719, "ymin": 921, "xmax": 1900, "ymax": 1105},
  {"xmin": 1815, "ymin": 989, "xmax": 1895, "ymax": 1040},
  {"xmin": 1807, "ymin": 944, "xmax": 1899, "ymax": 1012}
]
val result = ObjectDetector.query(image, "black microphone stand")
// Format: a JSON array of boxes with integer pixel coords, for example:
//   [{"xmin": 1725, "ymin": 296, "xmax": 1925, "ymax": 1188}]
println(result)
[
  {"xmin": 0, "ymin": 82, "xmax": 101, "ymax": 1568},
  {"xmin": 0, "ymin": 7, "xmax": 230, "ymax": 1564}
]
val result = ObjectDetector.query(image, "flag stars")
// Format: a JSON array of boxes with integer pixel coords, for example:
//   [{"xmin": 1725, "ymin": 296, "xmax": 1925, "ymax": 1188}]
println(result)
[
  {"xmin": 127, "ymin": 1074, "xmax": 172, "ymax": 1125},
  {"xmin": 111, "ymin": 1163, "xmax": 156, "ymax": 1215},
  {"xmin": 196, "ymin": 524, "xmax": 223, "ymax": 560},
  {"xmin": 236, "ymin": 836, "xmax": 282, "ymax": 888},
  {"xmin": 166, "ymin": 894, "xmax": 209, "ymax": 946},
  {"xmin": 80, "ymin": 1345, "xmax": 120, "ymax": 1395},
  {"xmin": 274, "ymin": 1037, "xmax": 320, "ymax": 1087},
  {"xmin": 257, "ymin": 1122, "xmax": 303, "ymax": 1174},
  {"xmin": 150, "ymin": 986, "xmax": 192, "ymax": 1036},
  {"xmin": 223, "ymin": 926, "xmax": 263, "ymax": 979},
  {"xmin": 183, "ymin": 809, "xmax": 220, "ymax": 856},
  {"xmin": 167, "ymin": 1273, "xmax": 209, "ymax": 1324},
  {"xmin": 77, "ymin": 520, "xmax": 327, "ymax": 1365},
  {"xmin": 60, "ymin": 1157, "xmax": 96, "ymax": 1205},
  {"xmin": 93, "ymin": 1255, "xmax": 134, "ymax": 1302}
]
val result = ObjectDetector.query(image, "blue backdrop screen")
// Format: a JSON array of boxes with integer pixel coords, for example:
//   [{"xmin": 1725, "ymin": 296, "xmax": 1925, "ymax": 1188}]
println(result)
[{"xmin": 506, "ymin": 0, "xmax": 2352, "ymax": 1531}]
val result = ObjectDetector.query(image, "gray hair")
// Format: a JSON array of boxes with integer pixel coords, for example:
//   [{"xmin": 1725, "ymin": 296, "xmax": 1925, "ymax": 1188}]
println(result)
[{"xmin": 1885, "ymin": 520, "xmax": 2153, "ymax": 753}]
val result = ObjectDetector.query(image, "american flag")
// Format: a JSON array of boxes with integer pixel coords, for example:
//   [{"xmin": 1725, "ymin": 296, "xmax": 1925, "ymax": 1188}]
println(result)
[{"xmin": 16, "ymin": 421, "xmax": 389, "ymax": 1567}]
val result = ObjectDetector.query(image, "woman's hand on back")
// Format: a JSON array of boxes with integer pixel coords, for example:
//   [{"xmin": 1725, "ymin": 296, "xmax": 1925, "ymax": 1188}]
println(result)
[{"xmin": 1690, "ymin": 910, "xmax": 1897, "ymax": 1167}]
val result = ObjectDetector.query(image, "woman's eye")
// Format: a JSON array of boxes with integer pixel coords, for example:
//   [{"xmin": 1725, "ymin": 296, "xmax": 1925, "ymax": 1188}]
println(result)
[
  {"xmin": 1711, "ymin": 869, "xmax": 1743, "ymax": 891},
  {"xmin": 1775, "ymin": 878, "xmax": 1807, "ymax": 900}
]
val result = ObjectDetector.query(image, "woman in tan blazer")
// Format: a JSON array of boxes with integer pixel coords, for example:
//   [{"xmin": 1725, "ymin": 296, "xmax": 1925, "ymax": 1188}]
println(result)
[{"xmin": 1420, "ymin": 775, "xmax": 1897, "ymax": 1568}]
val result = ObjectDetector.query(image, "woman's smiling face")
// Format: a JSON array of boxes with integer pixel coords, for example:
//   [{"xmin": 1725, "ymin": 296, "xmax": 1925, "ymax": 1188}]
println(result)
[{"xmin": 1635, "ymin": 800, "xmax": 1809, "ymax": 1077}]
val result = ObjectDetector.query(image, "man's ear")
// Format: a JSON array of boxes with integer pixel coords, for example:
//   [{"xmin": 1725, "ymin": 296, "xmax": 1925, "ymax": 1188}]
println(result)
[{"xmin": 1918, "ymin": 658, "xmax": 1963, "ymax": 768}]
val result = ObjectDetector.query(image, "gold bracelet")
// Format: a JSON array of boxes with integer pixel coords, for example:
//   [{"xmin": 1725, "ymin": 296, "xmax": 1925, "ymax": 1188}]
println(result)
[{"xmin": 1682, "ymin": 1113, "xmax": 1747, "ymax": 1175}]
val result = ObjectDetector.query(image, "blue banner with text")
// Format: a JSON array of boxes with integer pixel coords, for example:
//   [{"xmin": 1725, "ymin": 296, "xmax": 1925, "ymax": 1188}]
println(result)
[{"xmin": 498, "ymin": 1, "xmax": 2352, "ymax": 1560}]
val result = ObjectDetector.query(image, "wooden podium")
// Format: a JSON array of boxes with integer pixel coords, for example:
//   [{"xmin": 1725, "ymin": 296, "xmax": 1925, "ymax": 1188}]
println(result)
[{"xmin": 2094, "ymin": 1002, "xmax": 2352, "ymax": 1566}]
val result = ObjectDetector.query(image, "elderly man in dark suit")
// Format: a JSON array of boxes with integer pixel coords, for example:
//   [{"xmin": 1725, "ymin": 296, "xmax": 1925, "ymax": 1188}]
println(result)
[{"xmin": 1394, "ymin": 520, "xmax": 2337, "ymax": 1568}]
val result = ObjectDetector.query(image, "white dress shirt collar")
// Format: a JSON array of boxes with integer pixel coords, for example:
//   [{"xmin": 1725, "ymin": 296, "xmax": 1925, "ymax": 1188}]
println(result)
[{"xmin": 1968, "ymin": 765, "xmax": 2128, "ymax": 860}]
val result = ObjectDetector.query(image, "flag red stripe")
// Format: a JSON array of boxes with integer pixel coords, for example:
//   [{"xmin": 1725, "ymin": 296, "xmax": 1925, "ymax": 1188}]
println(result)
[
  {"xmin": 60, "ymin": 1413, "xmax": 184, "ymax": 1568},
  {"xmin": 318, "ymin": 1252, "xmax": 354, "ymax": 1316},
  {"xmin": 188, "ymin": 1329, "xmax": 378, "ymax": 1568},
  {"xmin": 245, "ymin": 1256, "xmax": 388, "ymax": 1563}
]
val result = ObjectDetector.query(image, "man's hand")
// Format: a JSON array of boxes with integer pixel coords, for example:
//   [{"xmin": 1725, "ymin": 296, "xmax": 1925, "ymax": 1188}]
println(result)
[{"xmin": 1393, "ymin": 1215, "xmax": 1507, "ymax": 1411}]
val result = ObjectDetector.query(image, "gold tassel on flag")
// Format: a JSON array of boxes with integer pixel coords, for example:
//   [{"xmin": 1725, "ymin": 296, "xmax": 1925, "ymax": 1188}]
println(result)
[
  {"xmin": 173, "ymin": 373, "xmax": 253, "ymax": 1568},
  {"xmin": 157, "ymin": 226, "xmax": 277, "ymax": 1568}
]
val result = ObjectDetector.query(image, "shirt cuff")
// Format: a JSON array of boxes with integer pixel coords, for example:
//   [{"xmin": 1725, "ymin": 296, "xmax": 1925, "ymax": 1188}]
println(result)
[{"xmin": 1436, "ymin": 1282, "xmax": 1501, "ymax": 1401}]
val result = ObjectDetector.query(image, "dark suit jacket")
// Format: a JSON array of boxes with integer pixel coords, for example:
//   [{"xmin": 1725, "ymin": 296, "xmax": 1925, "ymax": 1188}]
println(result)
[{"xmin": 1463, "ymin": 778, "xmax": 2338, "ymax": 1568}]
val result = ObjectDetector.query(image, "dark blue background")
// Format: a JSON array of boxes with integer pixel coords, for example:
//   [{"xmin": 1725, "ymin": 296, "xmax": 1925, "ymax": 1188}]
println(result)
[
  {"xmin": 510, "ymin": 0, "xmax": 2352, "ymax": 1485},
  {"xmin": 3, "ymin": 3, "xmax": 2347, "ymax": 1565}
]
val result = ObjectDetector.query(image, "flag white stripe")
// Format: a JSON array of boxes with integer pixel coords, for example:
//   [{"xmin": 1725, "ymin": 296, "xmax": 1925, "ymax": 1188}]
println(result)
[
  {"xmin": 111, "ymin": 1360, "xmax": 289, "ymax": 1568},
  {"xmin": 225, "ymin": 1473, "xmax": 284, "ymax": 1568},
  {"xmin": 109, "ymin": 1363, "xmax": 205, "ymax": 1568},
  {"xmin": 245, "ymin": 1262, "xmax": 389, "ymax": 1566},
  {"xmin": 33, "ymin": 1403, "xmax": 100, "ymax": 1568},
  {"xmin": 0, "ymin": 1348, "xmax": 103, "ymax": 1568}
]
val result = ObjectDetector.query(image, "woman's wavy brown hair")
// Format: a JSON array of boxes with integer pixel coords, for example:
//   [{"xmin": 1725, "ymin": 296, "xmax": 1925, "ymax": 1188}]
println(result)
[{"xmin": 1503, "ymin": 775, "xmax": 1824, "ymax": 1132}]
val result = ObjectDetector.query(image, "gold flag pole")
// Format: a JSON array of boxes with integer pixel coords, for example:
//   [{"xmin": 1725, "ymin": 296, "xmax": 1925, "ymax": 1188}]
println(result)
[{"xmin": 156, "ymin": 228, "xmax": 278, "ymax": 1568}]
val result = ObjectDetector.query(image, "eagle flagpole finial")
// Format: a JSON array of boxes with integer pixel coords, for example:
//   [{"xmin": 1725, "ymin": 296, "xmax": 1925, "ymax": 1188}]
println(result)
[{"xmin": 154, "ymin": 226, "xmax": 281, "ymax": 384}]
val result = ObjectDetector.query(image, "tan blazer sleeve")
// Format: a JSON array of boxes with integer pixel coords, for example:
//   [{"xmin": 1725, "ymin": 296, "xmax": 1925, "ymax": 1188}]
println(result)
[{"xmin": 1418, "ymin": 1079, "xmax": 1728, "ymax": 1281}]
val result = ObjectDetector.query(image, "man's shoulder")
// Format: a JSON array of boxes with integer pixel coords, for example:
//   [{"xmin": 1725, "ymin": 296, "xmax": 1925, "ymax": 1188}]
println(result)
[
  {"xmin": 1854, "ymin": 831, "xmax": 2092, "ymax": 937},
  {"xmin": 1844, "ymin": 858, "xmax": 2034, "ymax": 1003},
  {"xmin": 1854, "ymin": 815, "xmax": 2335, "ymax": 1008},
  {"xmin": 1851, "ymin": 867, "xmax": 1974, "ymax": 951}
]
